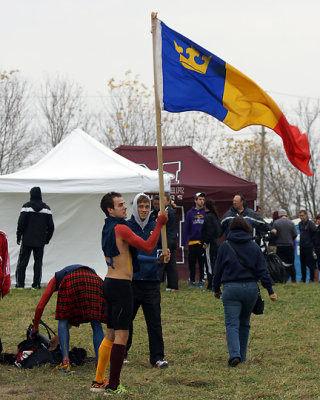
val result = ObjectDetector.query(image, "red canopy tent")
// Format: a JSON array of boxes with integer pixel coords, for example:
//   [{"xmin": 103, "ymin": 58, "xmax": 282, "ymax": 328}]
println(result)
[{"xmin": 114, "ymin": 145, "xmax": 257, "ymax": 274}]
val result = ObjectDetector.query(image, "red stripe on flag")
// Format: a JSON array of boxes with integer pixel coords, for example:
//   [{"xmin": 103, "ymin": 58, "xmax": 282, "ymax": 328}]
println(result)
[{"xmin": 273, "ymin": 113, "xmax": 313, "ymax": 176}]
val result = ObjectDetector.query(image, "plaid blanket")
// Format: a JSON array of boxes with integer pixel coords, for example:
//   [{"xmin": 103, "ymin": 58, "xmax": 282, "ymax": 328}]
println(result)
[{"xmin": 55, "ymin": 268, "xmax": 106, "ymax": 326}]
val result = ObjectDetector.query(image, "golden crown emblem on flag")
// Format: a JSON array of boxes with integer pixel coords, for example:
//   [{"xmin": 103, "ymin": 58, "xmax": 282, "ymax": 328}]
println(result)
[{"xmin": 174, "ymin": 41, "xmax": 211, "ymax": 74}]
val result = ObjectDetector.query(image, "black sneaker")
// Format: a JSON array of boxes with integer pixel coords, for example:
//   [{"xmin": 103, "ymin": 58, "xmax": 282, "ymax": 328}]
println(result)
[
  {"xmin": 15, "ymin": 284, "xmax": 24, "ymax": 289},
  {"xmin": 228, "ymin": 357, "xmax": 241, "ymax": 367}
]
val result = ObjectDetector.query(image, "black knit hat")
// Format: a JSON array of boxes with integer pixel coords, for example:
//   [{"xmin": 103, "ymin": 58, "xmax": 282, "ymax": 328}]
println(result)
[{"xmin": 30, "ymin": 187, "xmax": 42, "ymax": 200}]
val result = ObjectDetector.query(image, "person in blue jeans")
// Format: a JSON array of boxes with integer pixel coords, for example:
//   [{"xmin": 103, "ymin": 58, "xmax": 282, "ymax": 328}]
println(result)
[{"xmin": 213, "ymin": 216, "xmax": 277, "ymax": 367}]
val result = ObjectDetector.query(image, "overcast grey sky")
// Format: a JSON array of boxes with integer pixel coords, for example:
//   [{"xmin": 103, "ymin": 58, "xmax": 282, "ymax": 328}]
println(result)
[{"xmin": 1, "ymin": 0, "xmax": 319, "ymax": 113}]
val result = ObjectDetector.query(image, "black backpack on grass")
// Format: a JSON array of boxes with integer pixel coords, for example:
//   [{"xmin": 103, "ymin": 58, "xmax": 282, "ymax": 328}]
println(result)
[
  {"xmin": 16, "ymin": 320, "xmax": 87, "ymax": 368},
  {"xmin": 1, "ymin": 320, "xmax": 87, "ymax": 369},
  {"xmin": 14, "ymin": 337, "xmax": 54, "ymax": 369},
  {"xmin": 266, "ymin": 253, "xmax": 287, "ymax": 283},
  {"xmin": 14, "ymin": 320, "xmax": 56, "ymax": 369}
]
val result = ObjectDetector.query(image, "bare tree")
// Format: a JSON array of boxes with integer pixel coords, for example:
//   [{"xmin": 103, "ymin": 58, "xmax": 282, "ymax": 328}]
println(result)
[
  {"xmin": 99, "ymin": 71, "xmax": 156, "ymax": 148},
  {"xmin": 294, "ymin": 99, "xmax": 320, "ymax": 216},
  {"xmin": 212, "ymin": 131, "xmax": 302, "ymax": 216},
  {"xmin": 99, "ymin": 71, "xmax": 222, "ymax": 152},
  {"xmin": 0, "ymin": 70, "xmax": 34, "ymax": 174},
  {"xmin": 161, "ymin": 111, "xmax": 224, "ymax": 157},
  {"xmin": 263, "ymin": 144, "xmax": 299, "ymax": 216},
  {"xmin": 39, "ymin": 75, "xmax": 94, "ymax": 148},
  {"xmin": 212, "ymin": 134, "xmax": 261, "ymax": 182}
]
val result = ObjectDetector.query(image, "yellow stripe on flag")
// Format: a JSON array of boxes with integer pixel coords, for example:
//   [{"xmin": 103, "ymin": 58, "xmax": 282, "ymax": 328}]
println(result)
[{"xmin": 222, "ymin": 63, "xmax": 282, "ymax": 130}]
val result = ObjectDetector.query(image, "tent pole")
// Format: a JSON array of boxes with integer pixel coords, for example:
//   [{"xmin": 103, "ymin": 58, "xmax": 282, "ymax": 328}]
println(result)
[{"xmin": 151, "ymin": 12, "xmax": 168, "ymax": 256}]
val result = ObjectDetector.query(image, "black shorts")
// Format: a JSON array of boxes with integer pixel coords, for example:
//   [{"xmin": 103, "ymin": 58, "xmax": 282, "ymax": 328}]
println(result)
[{"xmin": 103, "ymin": 278, "xmax": 133, "ymax": 330}]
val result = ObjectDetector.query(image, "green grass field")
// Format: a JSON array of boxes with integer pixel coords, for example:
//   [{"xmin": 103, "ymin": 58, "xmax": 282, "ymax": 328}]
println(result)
[{"xmin": 0, "ymin": 281, "xmax": 319, "ymax": 400}]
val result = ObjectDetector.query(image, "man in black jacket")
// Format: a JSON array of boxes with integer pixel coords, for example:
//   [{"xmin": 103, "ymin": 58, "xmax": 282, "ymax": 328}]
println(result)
[
  {"xmin": 15, "ymin": 187, "xmax": 54, "ymax": 289},
  {"xmin": 298, "ymin": 209, "xmax": 316, "ymax": 283},
  {"xmin": 158, "ymin": 193, "xmax": 179, "ymax": 291},
  {"xmin": 150, "ymin": 195, "xmax": 160, "ymax": 221},
  {"xmin": 201, "ymin": 199, "xmax": 221, "ymax": 290},
  {"xmin": 220, "ymin": 194, "xmax": 270, "ymax": 238}
]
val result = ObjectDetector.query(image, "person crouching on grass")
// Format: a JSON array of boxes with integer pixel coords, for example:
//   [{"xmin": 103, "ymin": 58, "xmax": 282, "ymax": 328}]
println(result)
[{"xmin": 90, "ymin": 192, "xmax": 168, "ymax": 395}]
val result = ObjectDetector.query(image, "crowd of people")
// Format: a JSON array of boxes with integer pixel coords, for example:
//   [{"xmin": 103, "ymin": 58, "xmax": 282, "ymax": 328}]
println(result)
[
  {"xmin": 269, "ymin": 208, "xmax": 320, "ymax": 283},
  {"xmin": 2, "ymin": 186, "xmax": 319, "ymax": 395}
]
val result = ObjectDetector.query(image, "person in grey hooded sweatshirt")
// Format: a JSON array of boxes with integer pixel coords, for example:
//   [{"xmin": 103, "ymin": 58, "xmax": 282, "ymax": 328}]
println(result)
[
  {"xmin": 15, "ymin": 187, "xmax": 54, "ymax": 289},
  {"xmin": 124, "ymin": 193, "xmax": 169, "ymax": 368}
]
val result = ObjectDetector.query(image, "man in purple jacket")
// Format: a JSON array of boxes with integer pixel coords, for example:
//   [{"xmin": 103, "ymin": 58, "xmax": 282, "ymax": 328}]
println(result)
[{"xmin": 182, "ymin": 193, "xmax": 206, "ymax": 287}]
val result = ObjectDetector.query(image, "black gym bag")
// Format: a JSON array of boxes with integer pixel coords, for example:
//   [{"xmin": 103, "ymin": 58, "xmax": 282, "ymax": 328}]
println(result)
[
  {"xmin": 266, "ymin": 253, "xmax": 287, "ymax": 283},
  {"xmin": 0, "ymin": 320, "xmax": 87, "ymax": 369}
]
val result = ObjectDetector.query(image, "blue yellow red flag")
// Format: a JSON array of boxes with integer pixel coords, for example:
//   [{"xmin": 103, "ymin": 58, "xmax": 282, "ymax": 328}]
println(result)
[{"xmin": 153, "ymin": 18, "xmax": 312, "ymax": 176}]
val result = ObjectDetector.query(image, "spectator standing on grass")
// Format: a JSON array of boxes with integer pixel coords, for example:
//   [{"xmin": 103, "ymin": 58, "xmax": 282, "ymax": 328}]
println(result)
[
  {"xmin": 158, "ymin": 193, "xmax": 179, "ymax": 291},
  {"xmin": 312, "ymin": 214, "xmax": 320, "ymax": 283},
  {"xmin": 201, "ymin": 199, "xmax": 221, "ymax": 290},
  {"xmin": 150, "ymin": 195, "xmax": 160, "ymax": 221},
  {"xmin": 182, "ymin": 192, "xmax": 206, "ymax": 288},
  {"xmin": 0, "ymin": 230, "xmax": 10, "ymax": 298},
  {"xmin": 220, "ymin": 194, "xmax": 270, "ymax": 238},
  {"xmin": 125, "ymin": 193, "xmax": 169, "ymax": 368},
  {"xmin": 254, "ymin": 205, "xmax": 266, "ymax": 246},
  {"xmin": 268, "ymin": 211, "xmax": 279, "ymax": 254},
  {"xmin": 213, "ymin": 216, "xmax": 276, "ymax": 367},
  {"xmin": 15, "ymin": 187, "xmax": 54, "ymax": 289},
  {"xmin": 273, "ymin": 210, "xmax": 297, "ymax": 282},
  {"xmin": 298, "ymin": 210, "xmax": 316, "ymax": 283},
  {"xmin": 0, "ymin": 230, "xmax": 10, "ymax": 354}
]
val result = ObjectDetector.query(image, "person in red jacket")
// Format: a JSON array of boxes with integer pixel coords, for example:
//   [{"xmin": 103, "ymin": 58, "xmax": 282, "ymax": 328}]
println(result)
[
  {"xmin": 0, "ymin": 230, "xmax": 10, "ymax": 298},
  {"xmin": 0, "ymin": 230, "xmax": 10, "ymax": 354},
  {"xmin": 31, "ymin": 264, "xmax": 106, "ymax": 373}
]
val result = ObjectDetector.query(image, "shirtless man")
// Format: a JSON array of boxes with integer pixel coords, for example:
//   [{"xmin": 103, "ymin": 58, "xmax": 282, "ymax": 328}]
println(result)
[{"xmin": 90, "ymin": 192, "xmax": 168, "ymax": 395}]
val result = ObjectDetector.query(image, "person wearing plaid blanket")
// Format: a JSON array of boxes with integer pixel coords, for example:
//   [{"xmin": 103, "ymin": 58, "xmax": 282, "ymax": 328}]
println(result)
[{"xmin": 31, "ymin": 264, "xmax": 106, "ymax": 372}]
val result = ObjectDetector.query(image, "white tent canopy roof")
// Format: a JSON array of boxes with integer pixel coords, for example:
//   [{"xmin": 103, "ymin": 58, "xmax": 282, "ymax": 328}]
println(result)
[{"xmin": 0, "ymin": 129, "xmax": 170, "ymax": 193}]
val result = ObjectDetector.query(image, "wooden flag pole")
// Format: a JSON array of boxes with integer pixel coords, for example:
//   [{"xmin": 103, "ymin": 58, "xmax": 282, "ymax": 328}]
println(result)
[{"xmin": 151, "ymin": 12, "xmax": 168, "ymax": 256}]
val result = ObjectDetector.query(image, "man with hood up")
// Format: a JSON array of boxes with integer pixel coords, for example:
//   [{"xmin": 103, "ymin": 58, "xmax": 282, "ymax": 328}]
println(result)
[
  {"xmin": 124, "ymin": 193, "xmax": 169, "ymax": 368},
  {"xmin": 15, "ymin": 187, "xmax": 54, "ymax": 289}
]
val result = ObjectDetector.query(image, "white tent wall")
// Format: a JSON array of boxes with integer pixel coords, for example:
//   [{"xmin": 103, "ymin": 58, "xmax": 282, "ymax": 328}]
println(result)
[
  {"xmin": 1, "ymin": 192, "xmax": 135, "ymax": 287},
  {"xmin": 0, "ymin": 129, "xmax": 170, "ymax": 288}
]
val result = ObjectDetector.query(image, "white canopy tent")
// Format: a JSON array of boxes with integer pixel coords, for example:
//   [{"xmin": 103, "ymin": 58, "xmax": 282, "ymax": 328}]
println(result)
[{"xmin": 0, "ymin": 129, "xmax": 170, "ymax": 287}]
